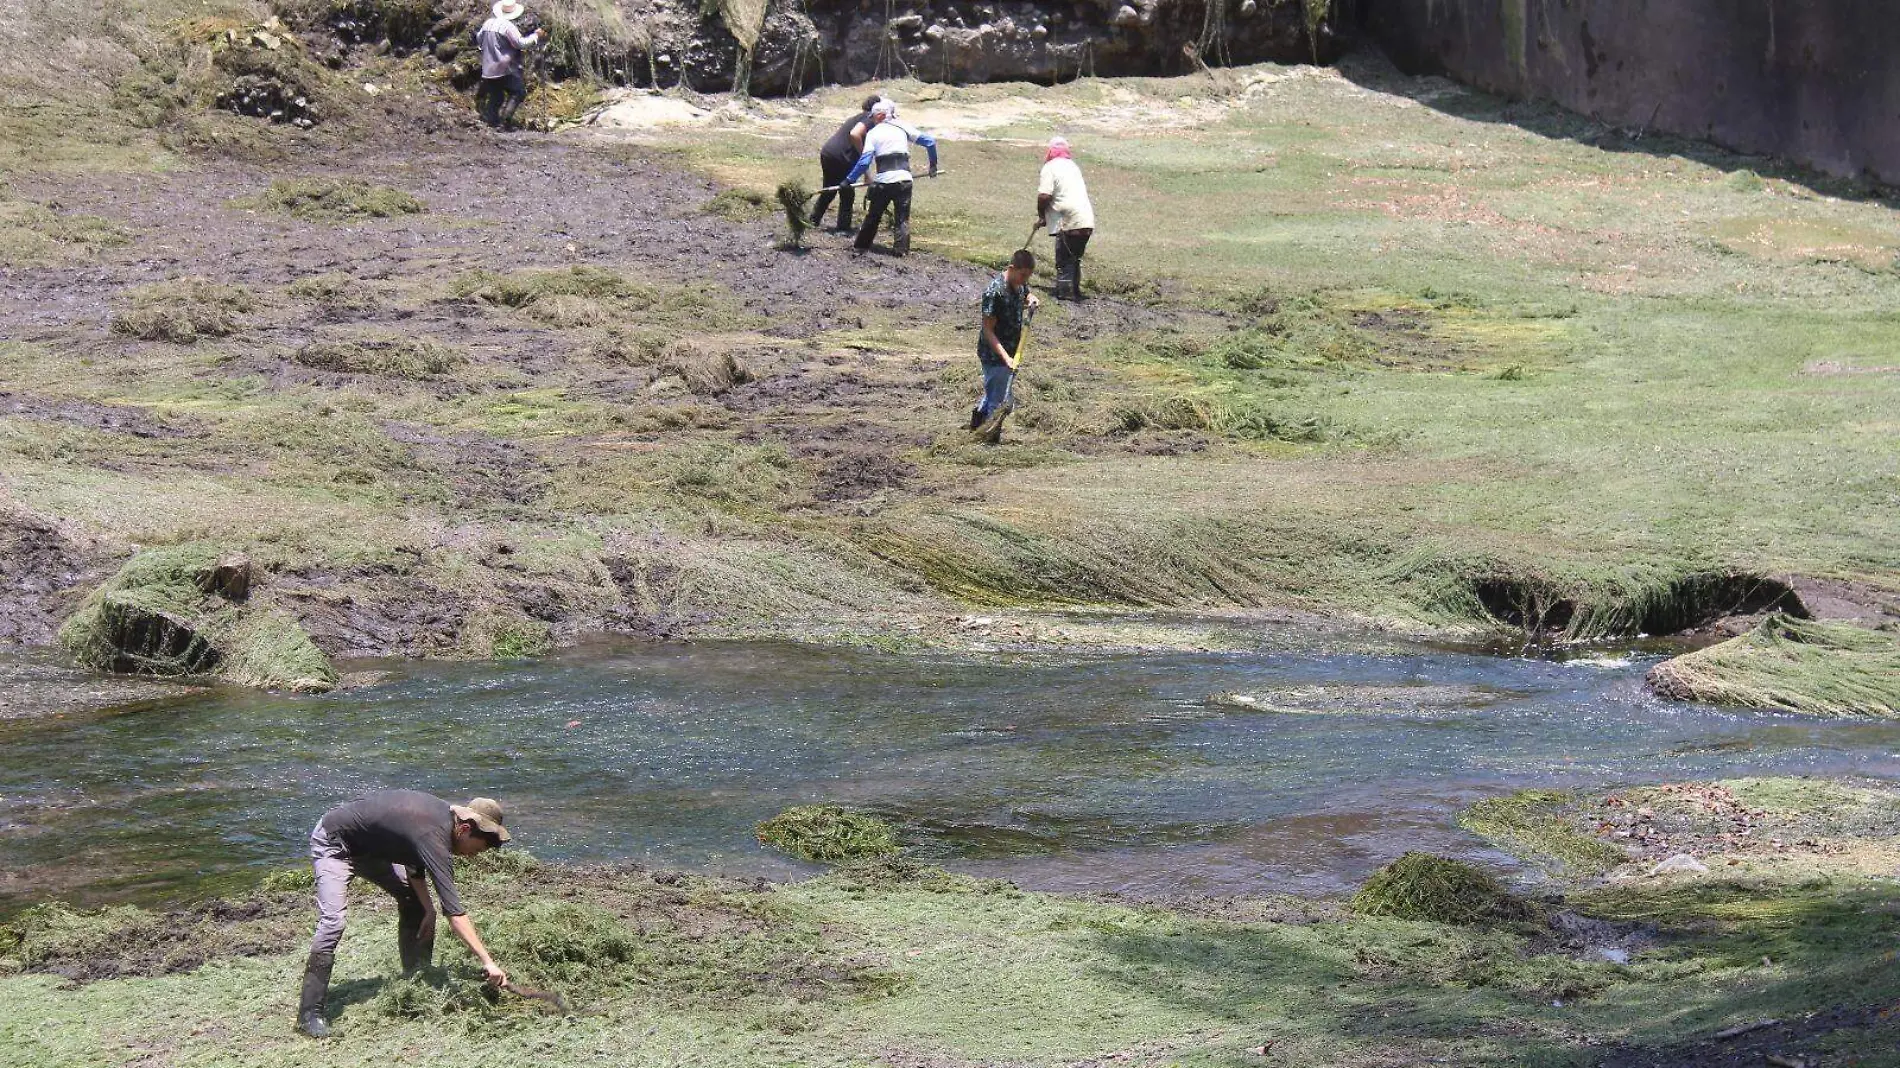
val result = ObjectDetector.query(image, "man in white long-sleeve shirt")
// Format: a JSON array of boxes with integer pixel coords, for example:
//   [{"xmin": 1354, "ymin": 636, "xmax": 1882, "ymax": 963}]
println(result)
[
  {"xmin": 1036, "ymin": 137, "xmax": 1095, "ymax": 301},
  {"xmin": 843, "ymin": 100, "xmax": 940, "ymax": 256},
  {"xmin": 475, "ymin": 0, "xmax": 542, "ymax": 129}
]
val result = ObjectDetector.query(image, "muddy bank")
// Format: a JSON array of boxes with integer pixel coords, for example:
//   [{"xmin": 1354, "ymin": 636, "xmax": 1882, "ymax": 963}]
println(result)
[{"xmin": 0, "ymin": 511, "xmax": 97, "ymax": 646}]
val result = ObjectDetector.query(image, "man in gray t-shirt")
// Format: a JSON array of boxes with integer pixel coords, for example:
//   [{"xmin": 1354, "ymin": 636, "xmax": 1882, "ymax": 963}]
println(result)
[
  {"xmin": 474, "ymin": 0, "xmax": 542, "ymax": 129},
  {"xmin": 296, "ymin": 790, "xmax": 513, "ymax": 1038}
]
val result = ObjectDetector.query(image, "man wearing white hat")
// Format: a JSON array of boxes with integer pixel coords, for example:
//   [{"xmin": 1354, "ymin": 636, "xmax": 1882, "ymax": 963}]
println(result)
[
  {"xmin": 475, "ymin": 1, "xmax": 543, "ymax": 129},
  {"xmin": 296, "ymin": 790, "xmax": 513, "ymax": 1038},
  {"xmin": 843, "ymin": 99, "xmax": 939, "ymax": 256}
]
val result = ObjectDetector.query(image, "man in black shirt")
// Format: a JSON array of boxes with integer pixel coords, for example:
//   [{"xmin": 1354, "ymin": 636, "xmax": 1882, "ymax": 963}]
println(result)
[
  {"xmin": 809, "ymin": 94, "xmax": 882, "ymax": 233},
  {"xmin": 297, "ymin": 790, "xmax": 512, "ymax": 1038}
]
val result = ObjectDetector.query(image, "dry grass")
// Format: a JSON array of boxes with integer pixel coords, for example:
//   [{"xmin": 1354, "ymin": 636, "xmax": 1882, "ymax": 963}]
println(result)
[{"xmin": 109, "ymin": 278, "xmax": 255, "ymax": 343}]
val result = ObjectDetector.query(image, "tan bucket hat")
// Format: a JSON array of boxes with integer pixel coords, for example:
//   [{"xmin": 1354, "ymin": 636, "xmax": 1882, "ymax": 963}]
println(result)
[{"xmin": 451, "ymin": 797, "xmax": 512, "ymax": 842}]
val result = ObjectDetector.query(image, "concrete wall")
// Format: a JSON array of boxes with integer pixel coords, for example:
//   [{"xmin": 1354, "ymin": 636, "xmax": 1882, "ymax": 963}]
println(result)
[{"xmin": 1361, "ymin": 0, "xmax": 1900, "ymax": 184}]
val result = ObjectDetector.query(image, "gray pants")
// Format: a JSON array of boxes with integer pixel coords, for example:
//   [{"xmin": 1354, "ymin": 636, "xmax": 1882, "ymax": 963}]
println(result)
[{"xmin": 309, "ymin": 821, "xmax": 426, "ymax": 954}]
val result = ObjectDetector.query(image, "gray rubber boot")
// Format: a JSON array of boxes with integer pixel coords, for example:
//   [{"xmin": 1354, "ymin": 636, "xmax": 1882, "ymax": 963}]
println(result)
[{"xmin": 297, "ymin": 950, "xmax": 335, "ymax": 1038}]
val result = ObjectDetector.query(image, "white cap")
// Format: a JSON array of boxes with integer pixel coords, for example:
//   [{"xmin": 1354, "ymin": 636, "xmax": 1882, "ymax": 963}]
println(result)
[{"xmin": 872, "ymin": 98, "xmax": 897, "ymax": 120}]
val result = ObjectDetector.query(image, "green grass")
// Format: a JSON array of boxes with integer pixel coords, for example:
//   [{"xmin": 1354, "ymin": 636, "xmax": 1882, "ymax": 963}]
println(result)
[
  {"xmin": 1648, "ymin": 615, "xmax": 1900, "ymax": 716},
  {"xmin": 653, "ymin": 71, "xmax": 1900, "ymax": 641},
  {"xmin": 1460, "ymin": 790, "xmax": 1630, "ymax": 876},
  {"xmin": 8, "ymin": 858, "xmax": 1900, "ymax": 1066},
  {"xmin": 0, "ymin": 194, "xmax": 131, "ymax": 265},
  {"xmin": 237, "ymin": 177, "xmax": 425, "ymax": 221}
]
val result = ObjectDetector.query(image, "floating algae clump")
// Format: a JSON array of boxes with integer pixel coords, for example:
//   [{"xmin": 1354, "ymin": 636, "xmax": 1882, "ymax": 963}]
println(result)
[
  {"xmin": 756, "ymin": 805, "xmax": 900, "ymax": 864},
  {"xmin": 1349, "ymin": 853, "xmax": 1529, "ymax": 925},
  {"xmin": 1460, "ymin": 790, "xmax": 1627, "ymax": 876},
  {"xmin": 59, "ymin": 543, "xmax": 336, "ymax": 692},
  {"xmin": 1647, "ymin": 614, "xmax": 1900, "ymax": 717}
]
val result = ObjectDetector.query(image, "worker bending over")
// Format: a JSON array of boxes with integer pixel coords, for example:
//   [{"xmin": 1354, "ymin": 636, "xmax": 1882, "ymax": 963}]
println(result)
[
  {"xmin": 810, "ymin": 95, "xmax": 882, "ymax": 233},
  {"xmin": 297, "ymin": 791, "xmax": 513, "ymax": 1038},
  {"xmin": 844, "ymin": 99, "xmax": 939, "ymax": 256}
]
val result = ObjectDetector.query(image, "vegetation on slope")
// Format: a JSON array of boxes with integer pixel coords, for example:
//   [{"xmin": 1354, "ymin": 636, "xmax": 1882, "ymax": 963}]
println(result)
[
  {"xmin": 58, "ymin": 543, "xmax": 337, "ymax": 691},
  {"xmin": 1647, "ymin": 614, "xmax": 1900, "ymax": 716},
  {"xmin": 2, "ymin": 7, "xmax": 1897, "ymax": 695}
]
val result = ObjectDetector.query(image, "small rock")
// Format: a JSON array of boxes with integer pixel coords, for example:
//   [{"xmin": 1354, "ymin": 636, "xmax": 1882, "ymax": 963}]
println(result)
[
  {"xmin": 1112, "ymin": 4, "xmax": 1140, "ymax": 26},
  {"xmin": 197, "ymin": 553, "xmax": 254, "ymax": 602},
  {"xmin": 1595, "ymin": 947, "xmax": 1631, "ymax": 964},
  {"xmin": 1649, "ymin": 853, "xmax": 1709, "ymax": 876}
]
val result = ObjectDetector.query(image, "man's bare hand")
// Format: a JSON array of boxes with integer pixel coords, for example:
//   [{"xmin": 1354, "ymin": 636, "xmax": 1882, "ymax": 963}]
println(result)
[
  {"xmin": 1026, "ymin": 294, "xmax": 1041, "ymax": 310},
  {"xmin": 484, "ymin": 962, "xmax": 508, "ymax": 987}
]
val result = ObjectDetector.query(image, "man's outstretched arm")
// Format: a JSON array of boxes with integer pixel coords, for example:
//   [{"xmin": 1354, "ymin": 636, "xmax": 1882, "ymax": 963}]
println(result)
[{"xmin": 447, "ymin": 913, "xmax": 507, "ymax": 986}]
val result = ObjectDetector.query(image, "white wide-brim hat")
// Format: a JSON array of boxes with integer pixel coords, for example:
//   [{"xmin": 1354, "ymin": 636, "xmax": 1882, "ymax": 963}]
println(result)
[{"xmin": 494, "ymin": 1, "xmax": 525, "ymax": 21}]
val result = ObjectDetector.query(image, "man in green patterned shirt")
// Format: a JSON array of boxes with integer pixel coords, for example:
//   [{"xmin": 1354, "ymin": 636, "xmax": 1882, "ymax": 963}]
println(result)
[{"xmin": 972, "ymin": 249, "xmax": 1040, "ymax": 442}]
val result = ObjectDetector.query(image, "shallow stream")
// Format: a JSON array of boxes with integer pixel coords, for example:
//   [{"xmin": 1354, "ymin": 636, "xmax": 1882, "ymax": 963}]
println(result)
[{"xmin": 5, "ymin": 632, "xmax": 1900, "ymax": 910}]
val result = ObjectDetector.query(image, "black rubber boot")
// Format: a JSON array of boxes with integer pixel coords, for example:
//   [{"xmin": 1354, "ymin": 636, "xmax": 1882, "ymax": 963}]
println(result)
[
  {"xmin": 969, "ymin": 406, "xmax": 986, "ymax": 430},
  {"xmin": 297, "ymin": 950, "xmax": 335, "ymax": 1038},
  {"xmin": 397, "ymin": 900, "xmax": 435, "ymax": 976}
]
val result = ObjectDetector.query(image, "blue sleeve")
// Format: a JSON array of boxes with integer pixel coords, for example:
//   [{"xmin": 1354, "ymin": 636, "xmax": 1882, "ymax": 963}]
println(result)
[
  {"xmin": 843, "ymin": 149, "xmax": 874, "ymax": 185},
  {"xmin": 914, "ymin": 132, "xmax": 938, "ymax": 171}
]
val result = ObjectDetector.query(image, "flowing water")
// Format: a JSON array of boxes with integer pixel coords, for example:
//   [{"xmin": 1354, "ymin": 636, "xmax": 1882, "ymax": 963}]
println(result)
[{"xmin": 5, "ymin": 632, "xmax": 1900, "ymax": 911}]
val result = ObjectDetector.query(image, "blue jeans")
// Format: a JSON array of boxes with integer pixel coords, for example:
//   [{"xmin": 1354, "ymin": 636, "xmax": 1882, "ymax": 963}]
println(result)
[{"xmin": 978, "ymin": 361, "xmax": 1014, "ymax": 420}]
